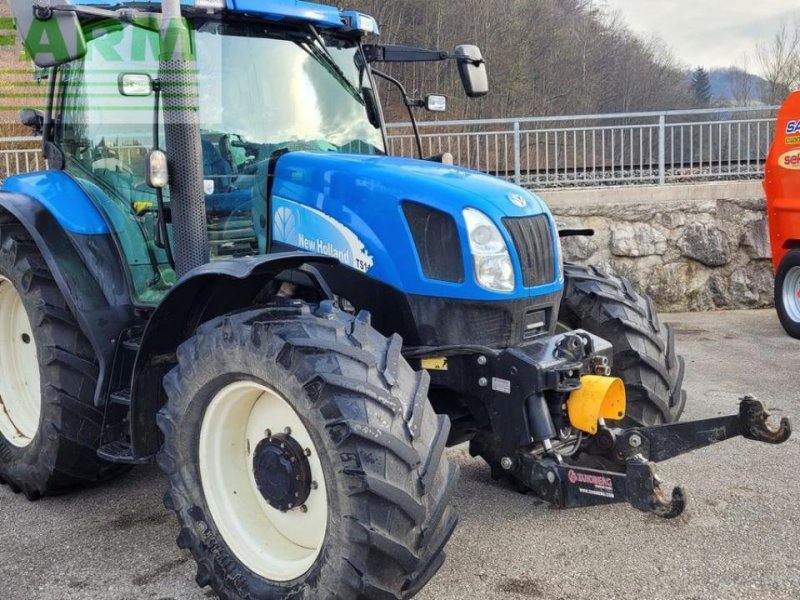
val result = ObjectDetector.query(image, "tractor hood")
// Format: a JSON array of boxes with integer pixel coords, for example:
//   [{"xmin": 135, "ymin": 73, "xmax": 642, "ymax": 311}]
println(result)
[{"xmin": 263, "ymin": 152, "xmax": 562, "ymax": 301}]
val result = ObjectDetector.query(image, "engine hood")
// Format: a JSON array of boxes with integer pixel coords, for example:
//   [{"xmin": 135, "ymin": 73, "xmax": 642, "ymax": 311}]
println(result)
[{"xmin": 263, "ymin": 152, "xmax": 561, "ymax": 301}]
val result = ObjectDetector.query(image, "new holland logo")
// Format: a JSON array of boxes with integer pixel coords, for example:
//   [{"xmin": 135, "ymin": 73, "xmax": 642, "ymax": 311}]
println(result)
[
  {"xmin": 508, "ymin": 194, "xmax": 527, "ymax": 208},
  {"xmin": 779, "ymin": 148, "xmax": 800, "ymax": 170}
]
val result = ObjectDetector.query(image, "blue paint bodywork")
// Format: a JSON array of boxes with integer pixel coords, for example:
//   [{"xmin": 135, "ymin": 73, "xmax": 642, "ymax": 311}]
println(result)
[
  {"xmin": 227, "ymin": 0, "xmax": 343, "ymax": 28},
  {"xmin": 268, "ymin": 153, "xmax": 563, "ymax": 302},
  {"xmin": 2, "ymin": 171, "xmax": 109, "ymax": 235}
]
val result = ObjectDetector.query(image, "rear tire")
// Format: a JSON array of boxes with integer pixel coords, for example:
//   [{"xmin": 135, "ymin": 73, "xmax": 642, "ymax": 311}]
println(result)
[
  {"xmin": 774, "ymin": 250, "xmax": 800, "ymax": 339},
  {"xmin": 158, "ymin": 301, "xmax": 458, "ymax": 599},
  {"xmin": 559, "ymin": 263, "xmax": 687, "ymax": 427},
  {"xmin": 0, "ymin": 214, "xmax": 129, "ymax": 498}
]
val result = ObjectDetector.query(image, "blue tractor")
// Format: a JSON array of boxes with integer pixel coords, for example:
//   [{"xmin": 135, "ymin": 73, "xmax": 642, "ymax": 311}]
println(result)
[{"xmin": 0, "ymin": 1, "xmax": 790, "ymax": 598}]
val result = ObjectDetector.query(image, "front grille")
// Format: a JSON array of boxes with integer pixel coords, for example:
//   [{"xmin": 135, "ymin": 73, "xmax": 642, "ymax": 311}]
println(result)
[{"xmin": 503, "ymin": 215, "xmax": 556, "ymax": 287}]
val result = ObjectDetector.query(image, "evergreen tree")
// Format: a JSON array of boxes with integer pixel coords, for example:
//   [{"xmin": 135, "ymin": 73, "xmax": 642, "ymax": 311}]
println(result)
[{"xmin": 691, "ymin": 66, "xmax": 712, "ymax": 106}]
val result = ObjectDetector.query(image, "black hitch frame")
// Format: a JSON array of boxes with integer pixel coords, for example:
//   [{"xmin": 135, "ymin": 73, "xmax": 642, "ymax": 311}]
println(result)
[{"xmin": 517, "ymin": 396, "xmax": 791, "ymax": 518}]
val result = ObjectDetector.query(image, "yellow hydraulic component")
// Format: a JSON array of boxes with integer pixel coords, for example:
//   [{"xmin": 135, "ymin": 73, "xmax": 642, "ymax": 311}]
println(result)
[
  {"xmin": 567, "ymin": 375, "xmax": 627, "ymax": 434},
  {"xmin": 132, "ymin": 201, "xmax": 155, "ymax": 215},
  {"xmin": 421, "ymin": 357, "xmax": 448, "ymax": 371}
]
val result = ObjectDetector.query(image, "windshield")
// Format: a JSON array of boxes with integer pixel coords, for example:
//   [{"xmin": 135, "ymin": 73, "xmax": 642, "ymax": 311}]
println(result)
[
  {"xmin": 195, "ymin": 20, "xmax": 384, "ymax": 154},
  {"xmin": 55, "ymin": 18, "xmax": 385, "ymax": 305}
]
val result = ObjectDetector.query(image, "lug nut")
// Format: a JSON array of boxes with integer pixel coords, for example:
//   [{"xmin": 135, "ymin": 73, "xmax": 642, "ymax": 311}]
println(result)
[
  {"xmin": 300, "ymin": 504, "xmax": 308, "ymax": 513},
  {"xmin": 546, "ymin": 471, "xmax": 556, "ymax": 484},
  {"xmin": 629, "ymin": 434, "xmax": 643, "ymax": 448},
  {"xmin": 500, "ymin": 457, "xmax": 513, "ymax": 470},
  {"xmin": 304, "ymin": 448, "xmax": 312, "ymax": 457},
  {"xmin": 264, "ymin": 429, "xmax": 272, "ymax": 438},
  {"xmin": 311, "ymin": 481, "xmax": 319, "ymax": 490},
  {"xmin": 477, "ymin": 355, "xmax": 487, "ymax": 366},
  {"xmin": 284, "ymin": 427, "xmax": 292, "ymax": 435},
  {"xmin": 478, "ymin": 377, "xmax": 488, "ymax": 387}
]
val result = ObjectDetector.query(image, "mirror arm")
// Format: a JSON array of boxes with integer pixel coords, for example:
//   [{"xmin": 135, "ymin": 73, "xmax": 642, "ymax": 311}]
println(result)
[
  {"xmin": 364, "ymin": 44, "xmax": 485, "ymax": 67},
  {"xmin": 371, "ymin": 68, "xmax": 424, "ymax": 160},
  {"xmin": 42, "ymin": 66, "xmax": 57, "ymax": 143},
  {"xmin": 148, "ymin": 79, "xmax": 175, "ymax": 271},
  {"xmin": 364, "ymin": 44, "xmax": 449, "ymax": 64}
]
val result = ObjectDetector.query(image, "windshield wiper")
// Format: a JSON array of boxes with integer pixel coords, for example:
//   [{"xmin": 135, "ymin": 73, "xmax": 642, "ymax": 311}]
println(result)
[{"xmin": 297, "ymin": 26, "xmax": 365, "ymax": 106}]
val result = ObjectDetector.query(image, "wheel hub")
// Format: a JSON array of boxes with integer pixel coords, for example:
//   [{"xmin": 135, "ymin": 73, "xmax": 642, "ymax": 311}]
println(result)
[
  {"xmin": 783, "ymin": 266, "xmax": 800, "ymax": 323},
  {"xmin": 0, "ymin": 275, "xmax": 41, "ymax": 448},
  {"xmin": 252, "ymin": 432, "xmax": 312, "ymax": 512}
]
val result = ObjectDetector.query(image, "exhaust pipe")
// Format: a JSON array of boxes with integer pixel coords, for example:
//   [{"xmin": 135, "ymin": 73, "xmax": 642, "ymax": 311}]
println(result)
[{"xmin": 160, "ymin": 0, "xmax": 209, "ymax": 277}]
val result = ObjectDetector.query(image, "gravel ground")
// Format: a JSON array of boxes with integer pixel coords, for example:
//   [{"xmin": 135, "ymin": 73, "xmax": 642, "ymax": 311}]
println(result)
[{"xmin": 0, "ymin": 309, "xmax": 797, "ymax": 600}]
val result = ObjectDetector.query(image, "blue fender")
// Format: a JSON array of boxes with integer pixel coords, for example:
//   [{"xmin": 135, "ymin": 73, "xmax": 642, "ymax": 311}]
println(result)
[
  {"xmin": 0, "ymin": 173, "xmax": 137, "ymax": 407},
  {"xmin": 129, "ymin": 252, "xmax": 337, "ymax": 458},
  {"xmin": 2, "ymin": 171, "xmax": 110, "ymax": 235}
]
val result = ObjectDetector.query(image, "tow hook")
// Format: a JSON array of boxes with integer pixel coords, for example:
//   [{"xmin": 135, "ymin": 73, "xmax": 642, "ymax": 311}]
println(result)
[{"xmin": 518, "ymin": 396, "xmax": 791, "ymax": 518}]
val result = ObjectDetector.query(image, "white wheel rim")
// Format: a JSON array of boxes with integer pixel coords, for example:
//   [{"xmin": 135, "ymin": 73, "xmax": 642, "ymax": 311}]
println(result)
[
  {"xmin": 783, "ymin": 266, "xmax": 800, "ymax": 323},
  {"xmin": 0, "ymin": 275, "xmax": 41, "ymax": 448},
  {"xmin": 199, "ymin": 381, "xmax": 328, "ymax": 582}
]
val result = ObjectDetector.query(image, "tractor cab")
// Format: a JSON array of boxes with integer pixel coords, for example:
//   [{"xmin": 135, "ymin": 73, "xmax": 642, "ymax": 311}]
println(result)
[
  {"xmin": 32, "ymin": 7, "xmax": 388, "ymax": 303},
  {"xmin": 11, "ymin": 1, "xmax": 488, "ymax": 307}
]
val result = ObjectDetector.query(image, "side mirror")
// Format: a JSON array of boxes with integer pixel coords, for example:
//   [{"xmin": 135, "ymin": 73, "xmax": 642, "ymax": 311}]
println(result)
[
  {"xmin": 425, "ymin": 94, "xmax": 447, "ymax": 112},
  {"xmin": 454, "ymin": 45, "xmax": 489, "ymax": 98},
  {"xmin": 19, "ymin": 109, "xmax": 44, "ymax": 136},
  {"xmin": 119, "ymin": 73, "xmax": 155, "ymax": 97},
  {"xmin": 9, "ymin": 0, "xmax": 87, "ymax": 67}
]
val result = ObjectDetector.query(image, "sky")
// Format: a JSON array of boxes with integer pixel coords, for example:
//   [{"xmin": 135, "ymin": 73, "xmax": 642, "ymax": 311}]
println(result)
[{"xmin": 603, "ymin": 0, "xmax": 798, "ymax": 71}]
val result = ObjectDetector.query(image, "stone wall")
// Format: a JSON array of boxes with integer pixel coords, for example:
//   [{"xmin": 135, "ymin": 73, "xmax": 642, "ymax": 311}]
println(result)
[{"xmin": 537, "ymin": 182, "xmax": 773, "ymax": 312}]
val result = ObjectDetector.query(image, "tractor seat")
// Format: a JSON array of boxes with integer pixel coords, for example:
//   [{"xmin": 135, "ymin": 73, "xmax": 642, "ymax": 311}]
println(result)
[{"xmin": 202, "ymin": 140, "xmax": 233, "ymax": 194}]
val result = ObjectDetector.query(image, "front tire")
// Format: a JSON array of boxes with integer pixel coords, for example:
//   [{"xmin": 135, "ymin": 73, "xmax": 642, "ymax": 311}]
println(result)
[
  {"xmin": 559, "ymin": 264, "xmax": 687, "ymax": 426},
  {"xmin": 775, "ymin": 250, "xmax": 800, "ymax": 339},
  {"xmin": 158, "ymin": 301, "xmax": 458, "ymax": 599}
]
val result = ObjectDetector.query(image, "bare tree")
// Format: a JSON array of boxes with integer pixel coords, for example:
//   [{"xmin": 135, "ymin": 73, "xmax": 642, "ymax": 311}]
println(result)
[
  {"xmin": 756, "ymin": 18, "xmax": 800, "ymax": 105},
  {"xmin": 730, "ymin": 55, "xmax": 754, "ymax": 105},
  {"xmin": 316, "ymin": 0, "xmax": 696, "ymax": 120}
]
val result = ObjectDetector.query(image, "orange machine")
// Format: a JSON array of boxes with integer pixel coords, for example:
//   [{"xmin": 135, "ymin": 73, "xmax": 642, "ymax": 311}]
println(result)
[{"xmin": 764, "ymin": 91, "xmax": 800, "ymax": 338}]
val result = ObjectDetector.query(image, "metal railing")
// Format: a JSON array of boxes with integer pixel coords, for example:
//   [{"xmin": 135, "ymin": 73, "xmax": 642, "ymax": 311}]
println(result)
[
  {"xmin": 0, "ymin": 136, "xmax": 44, "ymax": 180},
  {"xmin": 0, "ymin": 106, "xmax": 779, "ymax": 188},
  {"xmin": 386, "ymin": 106, "xmax": 779, "ymax": 188}
]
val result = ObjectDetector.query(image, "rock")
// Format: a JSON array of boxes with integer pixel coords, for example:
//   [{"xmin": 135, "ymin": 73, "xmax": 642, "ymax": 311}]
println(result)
[
  {"xmin": 740, "ymin": 218, "xmax": 772, "ymax": 259},
  {"xmin": 657, "ymin": 211, "xmax": 686, "ymax": 229},
  {"xmin": 708, "ymin": 275, "xmax": 732, "ymax": 308},
  {"xmin": 610, "ymin": 224, "xmax": 667, "ymax": 257},
  {"xmin": 561, "ymin": 234, "xmax": 598, "ymax": 261},
  {"xmin": 677, "ymin": 223, "xmax": 732, "ymax": 267},
  {"xmin": 687, "ymin": 285, "xmax": 715, "ymax": 312},
  {"xmin": 643, "ymin": 262, "xmax": 691, "ymax": 308},
  {"xmin": 729, "ymin": 263, "xmax": 775, "ymax": 308}
]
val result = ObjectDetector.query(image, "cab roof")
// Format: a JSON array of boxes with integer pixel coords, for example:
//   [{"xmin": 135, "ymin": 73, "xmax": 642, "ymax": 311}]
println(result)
[{"xmin": 70, "ymin": 0, "xmax": 359, "ymax": 30}]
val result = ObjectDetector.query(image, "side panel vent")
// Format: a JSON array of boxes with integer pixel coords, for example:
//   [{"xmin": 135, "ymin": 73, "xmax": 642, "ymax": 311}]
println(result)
[{"xmin": 402, "ymin": 202, "xmax": 464, "ymax": 283}]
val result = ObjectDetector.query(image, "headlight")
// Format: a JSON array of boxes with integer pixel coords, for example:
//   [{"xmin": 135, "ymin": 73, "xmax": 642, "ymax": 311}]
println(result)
[{"xmin": 463, "ymin": 208, "xmax": 515, "ymax": 292}]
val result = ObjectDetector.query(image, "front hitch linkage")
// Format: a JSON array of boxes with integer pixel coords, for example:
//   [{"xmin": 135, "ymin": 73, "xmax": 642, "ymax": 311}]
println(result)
[{"xmin": 519, "ymin": 396, "xmax": 791, "ymax": 519}]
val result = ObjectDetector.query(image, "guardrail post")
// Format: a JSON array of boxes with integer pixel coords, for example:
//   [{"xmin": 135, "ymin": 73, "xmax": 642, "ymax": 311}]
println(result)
[
  {"xmin": 513, "ymin": 121, "xmax": 521, "ymax": 185},
  {"xmin": 658, "ymin": 113, "xmax": 666, "ymax": 185}
]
